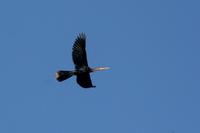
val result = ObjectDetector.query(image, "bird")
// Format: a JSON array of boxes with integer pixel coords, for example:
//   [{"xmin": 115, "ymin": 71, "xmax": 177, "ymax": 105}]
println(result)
[{"xmin": 56, "ymin": 33, "xmax": 109, "ymax": 88}]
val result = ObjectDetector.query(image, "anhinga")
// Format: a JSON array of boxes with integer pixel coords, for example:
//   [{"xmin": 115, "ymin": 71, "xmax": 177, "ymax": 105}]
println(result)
[{"xmin": 56, "ymin": 33, "xmax": 109, "ymax": 88}]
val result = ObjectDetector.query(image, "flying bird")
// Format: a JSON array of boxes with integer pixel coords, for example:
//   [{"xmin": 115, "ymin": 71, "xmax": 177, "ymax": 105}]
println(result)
[{"xmin": 56, "ymin": 33, "xmax": 109, "ymax": 88}]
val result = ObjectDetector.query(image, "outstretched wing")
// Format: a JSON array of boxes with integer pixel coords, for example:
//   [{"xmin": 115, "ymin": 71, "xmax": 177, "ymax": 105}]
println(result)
[
  {"xmin": 76, "ymin": 73, "xmax": 96, "ymax": 88},
  {"xmin": 72, "ymin": 33, "xmax": 88, "ymax": 68}
]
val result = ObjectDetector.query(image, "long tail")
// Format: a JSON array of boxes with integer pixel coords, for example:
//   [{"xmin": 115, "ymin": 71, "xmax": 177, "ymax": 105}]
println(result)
[{"xmin": 56, "ymin": 70, "xmax": 74, "ymax": 82}]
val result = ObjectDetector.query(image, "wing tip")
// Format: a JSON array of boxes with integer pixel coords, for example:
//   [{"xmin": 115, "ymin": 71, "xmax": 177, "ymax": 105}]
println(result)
[
  {"xmin": 73, "ymin": 32, "xmax": 86, "ymax": 46},
  {"xmin": 81, "ymin": 85, "xmax": 96, "ymax": 89},
  {"xmin": 77, "ymin": 32, "xmax": 86, "ymax": 39}
]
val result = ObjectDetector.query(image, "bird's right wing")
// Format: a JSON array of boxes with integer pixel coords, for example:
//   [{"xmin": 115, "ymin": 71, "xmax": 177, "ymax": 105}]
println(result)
[
  {"xmin": 76, "ymin": 73, "xmax": 96, "ymax": 88},
  {"xmin": 72, "ymin": 33, "xmax": 89, "ymax": 68}
]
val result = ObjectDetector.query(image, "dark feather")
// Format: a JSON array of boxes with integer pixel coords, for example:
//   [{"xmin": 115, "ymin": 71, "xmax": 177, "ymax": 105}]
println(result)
[
  {"xmin": 56, "ymin": 71, "xmax": 74, "ymax": 82},
  {"xmin": 76, "ymin": 73, "xmax": 96, "ymax": 88},
  {"xmin": 72, "ymin": 33, "xmax": 88, "ymax": 69}
]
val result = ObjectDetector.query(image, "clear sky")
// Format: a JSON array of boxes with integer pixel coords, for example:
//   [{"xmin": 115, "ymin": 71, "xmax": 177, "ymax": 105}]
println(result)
[{"xmin": 0, "ymin": 0, "xmax": 200, "ymax": 133}]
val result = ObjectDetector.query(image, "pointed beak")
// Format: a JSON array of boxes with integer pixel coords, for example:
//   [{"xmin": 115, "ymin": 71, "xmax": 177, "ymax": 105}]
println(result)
[{"xmin": 93, "ymin": 67, "xmax": 110, "ymax": 71}]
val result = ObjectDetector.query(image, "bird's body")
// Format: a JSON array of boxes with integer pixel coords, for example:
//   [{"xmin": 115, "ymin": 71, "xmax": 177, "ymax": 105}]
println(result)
[{"xmin": 56, "ymin": 33, "xmax": 109, "ymax": 88}]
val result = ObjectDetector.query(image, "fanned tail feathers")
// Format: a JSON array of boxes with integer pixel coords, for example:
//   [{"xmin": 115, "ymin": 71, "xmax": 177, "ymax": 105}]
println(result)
[{"xmin": 56, "ymin": 71, "xmax": 74, "ymax": 82}]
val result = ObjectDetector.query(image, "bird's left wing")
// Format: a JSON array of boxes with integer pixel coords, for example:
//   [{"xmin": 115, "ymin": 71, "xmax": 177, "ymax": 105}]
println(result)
[{"xmin": 76, "ymin": 73, "xmax": 96, "ymax": 88}]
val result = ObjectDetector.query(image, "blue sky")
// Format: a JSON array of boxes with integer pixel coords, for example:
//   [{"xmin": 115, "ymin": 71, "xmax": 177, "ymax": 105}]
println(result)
[{"xmin": 0, "ymin": 0, "xmax": 200, "ymax": 133}]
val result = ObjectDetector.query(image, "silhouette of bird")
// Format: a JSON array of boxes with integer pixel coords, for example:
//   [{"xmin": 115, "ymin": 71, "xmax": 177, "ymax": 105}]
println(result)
[{"xmin": 56, "ymin": 33, "xmax": 109, "ymax": 88}]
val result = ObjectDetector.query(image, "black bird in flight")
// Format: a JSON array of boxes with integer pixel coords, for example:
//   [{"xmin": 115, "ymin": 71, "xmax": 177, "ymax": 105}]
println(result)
[{"xmin": 56, "ymin": 33, "xmax": 109, "ymax": 88}]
